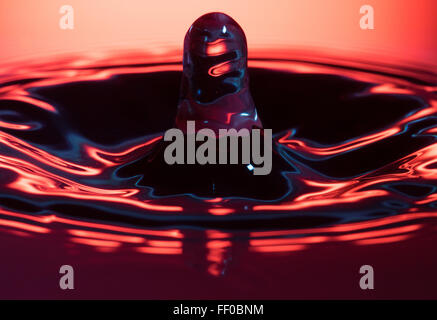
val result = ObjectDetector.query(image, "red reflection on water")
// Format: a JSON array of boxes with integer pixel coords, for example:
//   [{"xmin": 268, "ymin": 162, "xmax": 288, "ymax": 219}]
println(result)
[
  {"xmin": 424, "ymin": 127, "xmax": 437, "ymax": 134},
  {"xmin": 0, "ymin": 218, "xmax": 50, "ymax": 234},
  {"xmin": 148, "ymin": 240, "xmax": 182, "ymax": 248},
  {"xmin": 204, "ymin": 197, "xmax": 223, "ymax": 203},
  {"xmin": 254, "ymin": 140, "xmax": 437, "ymax": 212},
  {"xmin": 136, "ymin": 239, "xmax": 183, "ymax": 255},
  {"xmin": 254, "ymin": 183, "xmax": 388, "ymax": 211},
  {"xmin": 68, "ymin": 229, "xmax": 144, "ymax": 244},
  {"xmin": 250, "ymin": 212, "xmax": 437, "ymax": 239},
  {"xmin": 250, "ymin": 236, "xmax": 328, "ymax": 246},
  {"xmin": 206, "ymin": 230, "xmax": 232, "ymax": 276},
  {"xmin": 278, "ymin": 127, "xmax": 400, "ymax": 158},
  {"xmin": 1, "ymin": 154, "xmax": 182, "ymax": 212},
  {"xmin": 370, "ymin": 84, "xmax": 415, "ymax": 95},
  {"xmin": 334, "ymin": 224, "xmax": 421, "ymax": 241},
  {"xmin": 0, "ymin": 207, "xmax": 183, "ymax": 238},
  {"xmin": 208, "ymin": 208, "xmax": 235, "ymax": 215},
  {"xmin": 0, "ymin": 53, "xmax": 435, "ymax": 217},
  {"xmin": 207, "ymin": 240, "xmax": 232, "ymax": 249},
  {"xmin": 0, "ymin": 121, "xmax": 32, "ymax": 130},
  {"xmin": 70, "ymin": 237, "xmax": 122, "ymax": 248},
  {"xmin": 136, "ymin": 247, "xmax": 183, "ymax": 255},
  {"xmin": 0, "ymin": 51, "xmax": 435, "ymax": 282},
  {"xmin": 0, "ymin": 131, "xmax": 102, "ymax": 176},
  {"xmin": 0, "ymin": 93, "xmax": 56, "ymax": 113},
  {"xmin": 251, "ymin": 244, "xmax": 306, "ymax": 253},
  {"xmin": 355, "ymin": 234, "xmax": 412, "ymax": 245},
  {"xmin": 84, "ymin": 135, "xmax": 162, "ymax": 167}
]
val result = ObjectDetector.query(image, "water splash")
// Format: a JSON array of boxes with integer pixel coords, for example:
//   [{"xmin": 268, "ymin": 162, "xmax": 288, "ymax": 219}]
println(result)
[{"xmin": 0, "ymin": 48, "xmax": 436, "ymax": 277}]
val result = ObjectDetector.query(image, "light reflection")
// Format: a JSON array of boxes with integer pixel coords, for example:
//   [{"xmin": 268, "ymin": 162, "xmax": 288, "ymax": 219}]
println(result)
[
  {"xmin": 0, "ymin": 50, "xmax": 435, "ymax": 277},
  {"xmin": 251, "ymin": 244, "xmax": 306, "ymax": 253},
  {"xmin": 68, "ymin": 229, "xmax": 144, "ymax": 244},
  {"xmin": 0, "ymin": 218, "xmax": 50, "ymax": 234},
  {"xmin": 136, "ymin": 247, "xmax": 182, "ymax": 255},
  {"xmin": 355, "ymin": 234, "xmax": 412, "ymax": 245},
  {"xmin": 70, "ymin": 236, "xmax": 121, "ymax": 248}
]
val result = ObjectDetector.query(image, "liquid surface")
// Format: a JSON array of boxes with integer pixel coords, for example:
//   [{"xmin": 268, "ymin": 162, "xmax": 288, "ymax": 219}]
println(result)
[{"xmin": 0, "ymin": 50, "xmax": 436, "ymax": 298}]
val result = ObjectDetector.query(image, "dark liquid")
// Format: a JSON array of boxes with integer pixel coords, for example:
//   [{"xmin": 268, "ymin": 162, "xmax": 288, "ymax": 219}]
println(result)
[{"xmin": 0, "ymin": 51, "xmax": 436, "ymax": 297}]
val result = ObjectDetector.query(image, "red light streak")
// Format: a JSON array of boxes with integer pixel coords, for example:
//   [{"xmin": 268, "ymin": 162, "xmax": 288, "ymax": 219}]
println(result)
[
  {"xmin": 206, "ymin": 39, "xmax": 228, "ymax": 56},
  {"xmin": 68, "ymin": 229, "xmax": 144, "ymax": 244},
  {"xmin": 136, "ymin": 247, "xmax": 182, "ymax": 255},
  {"xmin": 84, "ymin": 135, "xmax": 162, "ymax": 167},
  {"xmin": 251, "ymin": 244, "xmax": 306, "ymax": 253},
  {"xmin": 0, "ymin": 207, "xmax": 183, "ymax": 238},
  {"xmin": 334, "ymin": 224, "xmax": 421, "ymax": 241},
  {"xmin": 0, "ymin": 131, "xmax": 102, "ymax": 176},
  {"xmin": 148, "ymin": 240, "xmax": 182, "ymax": 248},
  {"xmin": 208, "ymin": 208, "xmax": 234, "ymax": 215},
  {"xmin": 0, "ymin": 155, "xmax": 182, "ymax": 212},
  {"xmin": 0, "ymin": 218, "xmax": 50, "ymax": 234},
  {"xmin": 206, "ymin": 240, "xmax": 232, "ymax": 249},
  {"xmin": 0, "ymin": 121, "xmax": 32, "ymax": 130},
  {"xmin": 355, "ymin": 234, "xmax": 411, "ymax": 245},
  {"xmin": 250, "ymin": 236, "xmax": 328, "ymax": 246},
  {"xmin": 70, "ymin": 237, "xmax": 121, "ymax": 248}
]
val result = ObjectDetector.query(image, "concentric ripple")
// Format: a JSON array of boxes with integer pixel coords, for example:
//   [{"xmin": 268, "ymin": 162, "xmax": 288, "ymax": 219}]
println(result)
[{"xmin": 0, "ymin": 50, "xmax": 436, "ymax": 276}]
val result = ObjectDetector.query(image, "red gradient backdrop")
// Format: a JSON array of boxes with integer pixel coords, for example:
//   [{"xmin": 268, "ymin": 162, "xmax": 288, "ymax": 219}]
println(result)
[{"xmin": 0, "ymin": 0, "xmax": 436, "ymax": 65}]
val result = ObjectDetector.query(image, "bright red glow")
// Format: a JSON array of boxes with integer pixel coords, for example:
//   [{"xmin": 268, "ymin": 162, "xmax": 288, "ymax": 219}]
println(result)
[
  {"xmin": 206, "ymin": 39, "xmax": 228, "ymax": 56},
  {"xmin": 84, "ymin": 135, "xmax": 162, "ymax": 167},
  {"xmin": 68, "ymin": 229, "xmax": 144, "ymax": 244},
  {"xmin": 0, "ymin": 121, "xmax": 32, "ymax": 130},
  {"xmin": 0, "ymin": 207, "xmax": 183, "ymax": 238},
  {"xmin": 0, "ymin": 2, "xmax": 434, "ymax": 275},
  {"xmin": 206, "ymin": 230, "xmax": 232, "ymax": 276},
  {"xmin": 204, "ymin": 198, "xmax": 223, "ymax": 203},
  {"xmin": 206, "ymin": 230, "xmax": 231, "ymax": 239},
  {"xmin": 148, "ymin": 240, "xmax": 182, "ymax": 248},
  {"xmin": 251, "ymin": 244, "xmax": 306, "ymax": 253},
  {"xmin": 0, "ymin": 154, "xmax": 182, "ymax": 212},
  {"xmin": 0, "ymin": 130, "xmax": 102, "ymax": 176},
  {"xmin": 278, "ymin": 127, "xmax": 400, "ymax": 158},
  {"xmin": 250, "ymin": 236, "xmax": 328, "ymax": 246},
  {"xmin": 70, "ymin": 237, "xmax": 121, "ymax": 248},
  {"xmin": 0, "ymin": 218, "xmax": 50, "ymax": 234},
  {"xmin": 355, "ymin": 234, "xmax": 411, "ymax": 245},
  {"xmin": 136, "ymin": 247, "xmax": 182, "ymax": 255},
  {"xmin": 208, "ymin": 61, "xmax": 233, "ymax": 77},
  {"xmin": 206, "ymin": 240, "xmax": 232, "ymax": 249},
  {"xmin": 208, "ymin": 208, "xmax": 235, "ymax": 215},
  {"xmin": 334, "ymin": 224, "xmax": 421, "ymax": 241}
]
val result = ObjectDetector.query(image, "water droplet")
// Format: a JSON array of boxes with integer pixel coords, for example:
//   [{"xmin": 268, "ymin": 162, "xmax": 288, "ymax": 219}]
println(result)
[{"xmin": 176, "ymin": 12, "xmax": 262, "ymax": 134}]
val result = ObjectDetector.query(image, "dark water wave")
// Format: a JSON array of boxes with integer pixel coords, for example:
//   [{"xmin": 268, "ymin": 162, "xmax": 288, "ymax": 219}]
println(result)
[{"xmin": 0, "ymin": 51, "xmax": 436, "ymax": 273}]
